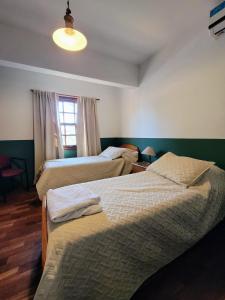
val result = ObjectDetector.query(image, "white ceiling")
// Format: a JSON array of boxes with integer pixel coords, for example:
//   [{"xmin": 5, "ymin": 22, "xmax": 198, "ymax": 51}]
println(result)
[{"xmin": 0, "ymin": 0, "xmax": 211, "ymax": 64}]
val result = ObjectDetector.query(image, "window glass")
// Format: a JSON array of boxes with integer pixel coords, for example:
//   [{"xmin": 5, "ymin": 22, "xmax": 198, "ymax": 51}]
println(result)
[
  {"xmin": 65, "ymin": 125, "xmax": 76, "ymax": 135},
  {"xmin": 59, "ymin": 101, "xmax": 63, "ymax": 112},
  {"xmin": 64, "ymin": 101, "xmax": 74, "ymax": 113},
  {"xmin": 64, "ymin": 113, "xmax": 75, "ymax": 124},
  {"xmin": 66, "ymin": 136, "xmax": 76, "ymax": 146},
  {"xmin": 58, "ymin": 96, "xmax": 77, "ymax": 147}
]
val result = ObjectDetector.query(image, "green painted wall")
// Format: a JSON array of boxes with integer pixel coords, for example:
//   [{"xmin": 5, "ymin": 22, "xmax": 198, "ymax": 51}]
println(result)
[
  {"xmin": 101, "ymin": 138, "xmax": 117, "ymax": 150},
  {"xmin": 0, "ymin": 138, "xmax": 224, "ymax": 187},
  {"xmin": 114, "ymin": 138, "xmax": 225, "ymax": 170},
  {"xmin": 64, "ymin": 148, "xmax": 77, "ymax": 158},
  {"xmin": 0, "ymin": 140, "xmax": 34, "ymax": 186}
]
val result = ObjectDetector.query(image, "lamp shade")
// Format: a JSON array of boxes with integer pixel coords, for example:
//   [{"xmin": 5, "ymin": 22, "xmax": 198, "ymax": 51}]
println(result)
[
  {"xmin": 141, "ymin": 146, "xmax": 156, "ymax": 156},
  {"xmin": 52, "ymin": 28, "xmax": 87, "ymax": 51},
  {"xmin": 52, "ymin": 1, "xmax": 87, "ymax": 52}
]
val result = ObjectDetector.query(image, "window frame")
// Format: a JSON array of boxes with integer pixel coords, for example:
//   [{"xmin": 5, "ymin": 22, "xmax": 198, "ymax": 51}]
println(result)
[{"xmin": 58, "ymin": 95, "xmax": 78, "ymax": 150}]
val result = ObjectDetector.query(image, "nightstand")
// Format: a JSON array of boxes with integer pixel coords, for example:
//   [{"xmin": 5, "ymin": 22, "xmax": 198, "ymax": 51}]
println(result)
[{"xmin": 132, "ymin": 161, "xmax": 150, "ymax": 173}]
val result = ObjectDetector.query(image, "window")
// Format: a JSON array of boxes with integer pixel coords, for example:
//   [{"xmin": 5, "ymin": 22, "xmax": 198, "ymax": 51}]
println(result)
[{"xmin": 58, "ymin": 96, "xmax": 78, "ymax": 148}]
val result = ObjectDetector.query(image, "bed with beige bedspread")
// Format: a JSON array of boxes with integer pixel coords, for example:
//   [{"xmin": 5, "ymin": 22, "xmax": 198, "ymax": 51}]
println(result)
[
  {"xmin": 35, "ymin": 166, "xmax": 225, "ymax": 300},
  {"xmin": 36, "ymin": 155, "xmax": 135, "ymax": 200}
]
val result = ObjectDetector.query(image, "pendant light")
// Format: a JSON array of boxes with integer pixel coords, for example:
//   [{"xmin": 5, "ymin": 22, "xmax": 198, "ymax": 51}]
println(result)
[{"xmin": 52, "ymin": 1, "xmax": 87, "ymax": 51}]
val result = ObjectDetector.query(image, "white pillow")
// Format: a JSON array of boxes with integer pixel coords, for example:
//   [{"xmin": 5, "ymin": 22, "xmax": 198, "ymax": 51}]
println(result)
[
  {"xmin": 147, "ymin": 152, "xmax": 215, "ymax": 187},
  {"xmin": 99, "ymin": 146, "xmax": 126, "ymax": 160}
]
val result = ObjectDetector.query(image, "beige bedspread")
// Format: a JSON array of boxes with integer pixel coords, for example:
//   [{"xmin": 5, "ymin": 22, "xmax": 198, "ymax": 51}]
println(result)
[
  {"xmin": 36, "ymin": 156, "xmax": 133, "ymax": 200},
  {"xmin": 35, "ymin": 166, "xmax": 225, "ymax": 300}
]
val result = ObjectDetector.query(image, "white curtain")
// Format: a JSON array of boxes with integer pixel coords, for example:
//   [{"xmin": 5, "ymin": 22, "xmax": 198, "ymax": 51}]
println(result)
[
  {"xmin": 77, "ymin": 97, "xmax": 101, "ymax": 157},
  {"xmin": 32, "ymin": 90, "xmax": 64, "ymax": 178}
]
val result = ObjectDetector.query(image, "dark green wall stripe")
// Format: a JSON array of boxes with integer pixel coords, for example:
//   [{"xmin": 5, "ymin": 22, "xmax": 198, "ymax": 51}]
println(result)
[
  {"xmin": 114, "ymin": 138, "xmax": 225, "ymax": 170},
  {"xmin": 0, "ymin": 140, "xmax": 34, "ymax": 186},
  {"xmin": 101, "ymin": 138, "xmax": 117, "ymax": 150},
  {"xmin": 1, "ymin": 138, "xmax": 224, "ymax": 187},
  {"xmin": 64, "ymin": 148, "xmax": 77, "ymax": 158}
]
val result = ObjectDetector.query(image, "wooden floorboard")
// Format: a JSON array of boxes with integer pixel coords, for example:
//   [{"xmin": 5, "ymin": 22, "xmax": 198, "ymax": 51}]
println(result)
[
  {"xmin": 0, "ymin": 189, "xmax": 42, "ymax": 300},
  {"xmin": 0, "ymin": 189, "xmax": 225, "ymax": 299}
]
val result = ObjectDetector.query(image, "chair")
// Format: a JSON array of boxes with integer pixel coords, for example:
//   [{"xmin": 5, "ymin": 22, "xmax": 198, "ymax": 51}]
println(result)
[{"xmin": 0, "ymin": 155, "xmax": 29, "ymax": 201}]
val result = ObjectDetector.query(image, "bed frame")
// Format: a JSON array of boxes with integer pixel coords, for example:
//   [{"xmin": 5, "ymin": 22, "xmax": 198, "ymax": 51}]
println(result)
[
  {"xmin": 42, "ymin": 196, "xmax": 48, "ymax": 268},
  {"xmin": 120, "ymin": 144, "xmax": 139, "ymax": 152},
  {"xmin": 41, "ymin": 143, "xmax": 139, "ymax": 268}
]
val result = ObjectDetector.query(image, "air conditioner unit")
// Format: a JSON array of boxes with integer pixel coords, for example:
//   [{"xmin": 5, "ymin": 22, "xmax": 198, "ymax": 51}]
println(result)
[{"xmin": 209, "ymin": 1, "xmax": 225, "ymax": 38}]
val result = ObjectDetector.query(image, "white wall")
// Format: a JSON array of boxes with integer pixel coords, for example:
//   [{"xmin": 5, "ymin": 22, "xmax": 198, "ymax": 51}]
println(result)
[
  {"xmin": 0, "ymin": 66, "xmax": 122, "ymax": 140},
  {"xmin": 120, "ymin": 29, "xmax": 225, "ymax": 139},
  {"xmin": 1, "ymin": 27, "xmax": 225, "ymax": 142}
]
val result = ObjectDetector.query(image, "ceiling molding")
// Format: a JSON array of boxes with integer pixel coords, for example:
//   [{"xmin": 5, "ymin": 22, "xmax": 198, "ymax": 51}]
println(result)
[{"xmin": 0, "ymin": 59, "xmax": 138, "ymax": 89}]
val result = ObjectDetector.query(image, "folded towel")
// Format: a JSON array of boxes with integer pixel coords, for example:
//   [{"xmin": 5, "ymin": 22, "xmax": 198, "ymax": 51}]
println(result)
[
  {"xmin": 50, "ymin": 204, "xmax": 102, "ymax": 223},
  {"xmin": 47, "ymin": 186, "xmax": 102, "ymax": 223}
]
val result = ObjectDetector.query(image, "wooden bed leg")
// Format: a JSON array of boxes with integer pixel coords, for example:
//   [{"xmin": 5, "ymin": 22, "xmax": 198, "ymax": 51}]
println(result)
[{"xmin": 42, "ymin": 196, "xmax": 48, "ymax": 269}]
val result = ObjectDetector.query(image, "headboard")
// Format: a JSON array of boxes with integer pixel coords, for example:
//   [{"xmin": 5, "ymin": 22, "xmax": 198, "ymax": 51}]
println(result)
[
  {"xmin": 120, "ymin": 144, "xmax": 140, "ymax": 160},
  {"xmin": 120, "ymin": 144, "xmax": 139, "ymax": 152}
]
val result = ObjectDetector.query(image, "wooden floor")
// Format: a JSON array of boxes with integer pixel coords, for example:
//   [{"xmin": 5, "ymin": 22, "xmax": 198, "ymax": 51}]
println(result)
[
  {"xmin": 0, "ymin": 189, "xmax": 42, "ymax": 300},
  {"xmin": 0, "ymin": 189, "xmax": 225, "ymax": 300}
]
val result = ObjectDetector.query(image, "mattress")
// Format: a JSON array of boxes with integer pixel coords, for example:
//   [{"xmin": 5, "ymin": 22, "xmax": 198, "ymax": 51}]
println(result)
[{"xmin": 35, "ymin": 166, "xmax": 225, "ymax": 300}]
